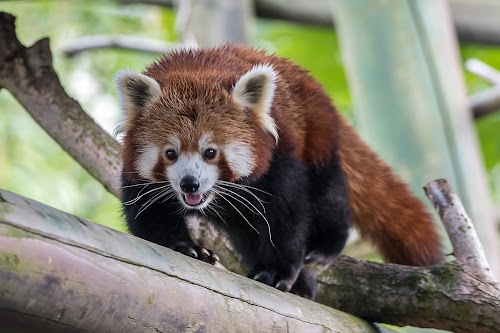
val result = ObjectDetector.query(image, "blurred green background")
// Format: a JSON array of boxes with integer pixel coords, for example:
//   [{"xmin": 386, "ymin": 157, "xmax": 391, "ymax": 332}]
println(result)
[{"xmin": 0, "ymin": 1, "xmax": 499, "ymax": 233}]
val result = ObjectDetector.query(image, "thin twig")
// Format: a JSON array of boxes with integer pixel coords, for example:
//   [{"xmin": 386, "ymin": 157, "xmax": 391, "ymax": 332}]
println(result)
[
  {"xmin": 62, "ymin": 35, "xmax": 180, "ymax": 57},
  {"xmin": 465, "ymin": 58, "xmax": 500, "ymax": 118}
]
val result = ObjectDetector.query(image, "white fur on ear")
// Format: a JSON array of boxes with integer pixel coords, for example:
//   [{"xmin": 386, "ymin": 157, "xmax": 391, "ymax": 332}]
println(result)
[
  {"xmin": 114, "ymin": 70, "xmax": 162, "ymax": 133},
  {"xmin": 232, "ymin": 64, "xmax": 279, "ymax": 144}
]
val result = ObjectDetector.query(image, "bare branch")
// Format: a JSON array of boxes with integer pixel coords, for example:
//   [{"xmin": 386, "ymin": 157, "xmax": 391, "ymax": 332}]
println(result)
[
  {"xmin": 0, "ymin": 12, "xmax": 121, "ymax": 197},
  {"xmin": 469, "ymin": 86, "xmax": 500, "ymax": 118},
  {"xmin": 424, "ymin": 179, "xmax": 497, "ymax": 282},
  {"xmin": 61, "ymin": 35, "xmax": 180, "ymax": 57},
  {"xmin": 465, "ymin": 58, "xmax": 500, "ymax": 118},
  {"xmin": 466, "ymin": 58, "xmax": 500, "ymax": 84}
]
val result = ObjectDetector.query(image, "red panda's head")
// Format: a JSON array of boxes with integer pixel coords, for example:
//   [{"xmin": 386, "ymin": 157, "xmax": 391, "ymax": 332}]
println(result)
[{"xmin": 115, "ymin": 64, "xmax": 278, "ymax": 210}]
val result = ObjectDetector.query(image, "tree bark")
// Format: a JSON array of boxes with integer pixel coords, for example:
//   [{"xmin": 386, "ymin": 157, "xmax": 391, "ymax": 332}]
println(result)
[
  {"xmin": 0, "ymin": 189, "xmax": 380, "ymax": 333},
  {"xmin": 0, "ymin": 13, "xmax": 122, "ymax": 198},
  {"xmin": 317, "ymin": 258, "xmax": 500, "ymax": 332},
  {"xmin": 1, "ymin": 187, "xmax": 500, "ymax": 333}
]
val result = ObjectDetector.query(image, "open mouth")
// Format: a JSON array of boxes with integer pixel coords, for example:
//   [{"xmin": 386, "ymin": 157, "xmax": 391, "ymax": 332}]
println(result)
[{"xmin": 182, "ymin": 193, "xmax": 206, "ymax": 207}]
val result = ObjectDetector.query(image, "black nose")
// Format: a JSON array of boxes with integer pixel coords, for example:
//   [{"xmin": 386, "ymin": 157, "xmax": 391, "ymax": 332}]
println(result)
[{"xmin": 180, "ymin": 176, "xmax": 200, "ymax": 193}]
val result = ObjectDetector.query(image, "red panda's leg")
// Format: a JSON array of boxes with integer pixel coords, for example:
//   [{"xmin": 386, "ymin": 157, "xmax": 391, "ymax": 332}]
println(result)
[
  {"xmin": 121, "ymin": 172, "xmax": 218, "ymax": 264},
  {"xmin": 241, "ymin": 153, "xmax": 310, "ymax": 293},
  {"xmin": 305, "ymin": 152, "xmax": 350, "ymax": 266}
]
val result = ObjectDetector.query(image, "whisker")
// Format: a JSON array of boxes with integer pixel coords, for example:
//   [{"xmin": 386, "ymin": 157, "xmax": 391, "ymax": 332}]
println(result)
[
  {"xmin": 212, "ymin": 188, "xmax": 260, "ymax": 236},
  {"xmin": 124, "ymin": 184, "xmax": 170, "ymax": 206},
  {"xmin": 218, "ymin": 180, "xmax": 275, "ymax": 198},
  {"xmin": 207, "ymin": 205, "xmax": 228, "ymax": 227},
  {"xmin": 160, "ymin": 191, "xmax": 177, "ymax": 203},
  {"xmin": 216, "ymin": 181, "xmax": 268, "ymax": 212},
  {"xmin": 172, "ymin": 204, "xmax": 189, "ymax": 215},
  {"xmin": 135, "ymin": 187, "xmax": 172, "ymax": 218},
  {"xmin": 214, "ymin": 185, "xmax": 275, "ymax": 247},
  {"xmin": 213, "ymin": 185, "xmax": 260, "ymax": 215}
]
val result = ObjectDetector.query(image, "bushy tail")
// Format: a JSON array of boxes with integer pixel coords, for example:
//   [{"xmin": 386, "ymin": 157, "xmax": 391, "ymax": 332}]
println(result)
[{"xmin": 337, "ymin": 116, "xmax": 443, "ymax": 266}]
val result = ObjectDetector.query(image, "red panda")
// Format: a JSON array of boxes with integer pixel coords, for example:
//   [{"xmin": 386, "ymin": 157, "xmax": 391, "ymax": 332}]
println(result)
[{"xmin": 116, "ymin": 44, "xmax": 443, "ymax": 299}]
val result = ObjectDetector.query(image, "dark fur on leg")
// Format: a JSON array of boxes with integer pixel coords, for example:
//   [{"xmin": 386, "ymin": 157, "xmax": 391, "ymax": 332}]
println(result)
[{"xmin": 121, "ymin": 173, "xmax": 218, "ymax": 264}]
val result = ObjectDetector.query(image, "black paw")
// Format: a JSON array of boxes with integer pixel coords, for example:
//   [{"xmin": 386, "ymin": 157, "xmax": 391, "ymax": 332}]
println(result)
[
  {"xmin": 248, "ymin": 267, "xmax": 297, "ymax": 293},
  {"xmin": 289, "ymin": 269, "xmax": 317, "ymax": 300},
  {"xmin": 174, "ymin": 243, "xmax": 219, "ymax": 265}
]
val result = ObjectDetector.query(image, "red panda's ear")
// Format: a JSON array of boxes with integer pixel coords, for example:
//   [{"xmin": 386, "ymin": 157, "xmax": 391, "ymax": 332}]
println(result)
[
  {"xmin": 232, "ymin": 64, "xmax": 279, "ymax": 144},
  {"xmin": 114, "ymin": 70, "xmax": 162, "ymax": 133}
]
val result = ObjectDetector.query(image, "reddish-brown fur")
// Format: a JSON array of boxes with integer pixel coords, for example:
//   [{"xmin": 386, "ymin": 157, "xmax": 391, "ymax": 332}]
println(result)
[{"xmin": 123, "ymin": 44, "xmax": 442, "ymax": 266}]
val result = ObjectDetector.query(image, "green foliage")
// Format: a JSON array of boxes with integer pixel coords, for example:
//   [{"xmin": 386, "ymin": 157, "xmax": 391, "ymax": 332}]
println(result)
[{"xmin": 0, "ymin": 1, "xmax": 499, "ymax": 233}]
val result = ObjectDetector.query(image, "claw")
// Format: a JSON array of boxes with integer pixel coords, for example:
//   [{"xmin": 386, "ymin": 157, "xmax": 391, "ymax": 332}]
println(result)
[{"xmin": 174, "ymin": 243, "xmax": 218, "ymax": 265}]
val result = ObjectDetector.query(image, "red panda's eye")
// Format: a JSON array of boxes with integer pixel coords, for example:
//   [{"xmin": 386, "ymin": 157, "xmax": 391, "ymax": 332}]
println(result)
[
  {"xmin": 165, "ymin": 149, "xmax": 178, "ymax": 161},
  {"xmin": 204, "ymin": 148, "xmax": 217, "ymax": 160}
]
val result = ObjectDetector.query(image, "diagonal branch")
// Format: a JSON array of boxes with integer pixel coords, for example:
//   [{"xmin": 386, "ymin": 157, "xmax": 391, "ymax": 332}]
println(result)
[
  {"xmin": 0, "ymin": 12, "xmax": 122, "ymax": 197},
  {"xmin": 465, "ymin": 58, "xmax": 500, "ymax": 118},
  {"xmin": 61, "ymin": 34, "xmax": 180, "ymax": 57}
]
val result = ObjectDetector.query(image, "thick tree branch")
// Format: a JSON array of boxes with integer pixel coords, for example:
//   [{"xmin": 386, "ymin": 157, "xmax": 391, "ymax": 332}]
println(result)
[
  {"xmin": 2, "ymin": 187, "xmax": 500, "ymax": 332},
  {"xmin": 0, "ymin": 189, "xmax": 380, "ymax": 333},
  {"xmin": 0, "ymin": 13, "xmax": 121, "ymax": 197},
  {"xmin": 313, "ymin": 178, "xmax": 500, "ymax": 333},
  {"xmin": 317, "ymin": 258, "xmax": 500, "ymax": 333}
]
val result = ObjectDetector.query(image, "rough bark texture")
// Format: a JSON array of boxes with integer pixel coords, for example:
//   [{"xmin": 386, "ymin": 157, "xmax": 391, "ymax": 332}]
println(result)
[
  {"xmin": 2, "ymin": 188, "xmax": 500, "ymax": 333},
  {"xmin": 425, "ymin": 179, "xmax": 495, "ymax": 281},
  {"xmin": 317, "ymin": 258, "xmax": 500, "ymax": 333},
  {"xmin": 0, "ymin": 189, "xmax": 380, "ymax": 333},
  {"xmin": 0, "ymin": 12, "xmax": 122, "ymax": 197}
]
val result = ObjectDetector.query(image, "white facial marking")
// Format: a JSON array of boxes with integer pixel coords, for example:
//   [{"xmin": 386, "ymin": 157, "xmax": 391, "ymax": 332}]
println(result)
[
  {"xmin": 166, "ymin": 153, "xmax": 219, "ymax": 210},
  {"xmin": 135, "ymin": 145, "xmax": 159, "ymax": 179},
  {"xmin": 224, "ymin": 142, "xmax": 255, "ymax": 178}
]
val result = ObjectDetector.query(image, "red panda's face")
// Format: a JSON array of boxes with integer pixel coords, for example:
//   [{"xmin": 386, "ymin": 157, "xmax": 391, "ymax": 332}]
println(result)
[{"xmin": 116, "ymin": 64, "xmax": 278, "ymax": 210}]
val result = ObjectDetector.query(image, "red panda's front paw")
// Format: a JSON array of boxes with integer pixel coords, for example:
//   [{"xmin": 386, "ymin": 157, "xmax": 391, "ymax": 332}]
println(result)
[
  {"xmin": 174, "ymin": 243, "xmax": 219, "ymax": 265},
  {"xmin": 248, "ymin": 268, "xmax": 297, "ymax": 293}
]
